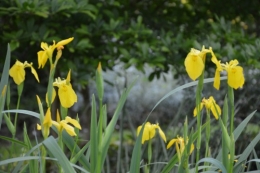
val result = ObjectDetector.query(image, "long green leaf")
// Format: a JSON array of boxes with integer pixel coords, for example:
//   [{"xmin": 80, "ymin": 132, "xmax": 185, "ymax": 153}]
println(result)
[
  {"xmin": 100, "ymin": 78, "xmax": 137, "ymax": 171},
  {"xmin": 0, "ymin": 44, "xmax": 11, "ymax": 129},
  {"xmin": 2, "ymin": 109, "xmax": 40, "ymax": 119},
  {"xmin": 62, "ymin": 132, "xmax": 90, "ymax": 171},
  {"xmin": 161, "ymin": 154, "xmax": 178, "ymax": 173},
  {"xmin": 0, "ymin": 135, "xmax": 27, "ymax": 147},
  {"xmin": 43, "ymin": 136, "xmax": 76, "ymax": 173},
  {"xmin": 234, "ymin": 133, "xmax": 260, "ymax": 172},
  {"xmin": 197, "ymin": 158, "xmax": 227, "ymax": 173},
  {"xmin": 90, "ymin": 95, "xmax": 98, "ymax": 173}
]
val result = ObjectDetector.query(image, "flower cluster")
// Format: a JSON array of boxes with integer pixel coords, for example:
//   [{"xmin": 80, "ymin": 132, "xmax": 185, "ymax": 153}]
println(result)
[{"xmin": 185, "ymin": 46, "xmax": 245, "ymax": 90}]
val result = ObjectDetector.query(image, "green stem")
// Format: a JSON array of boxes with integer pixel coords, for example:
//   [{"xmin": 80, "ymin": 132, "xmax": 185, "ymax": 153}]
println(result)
[
  {"xmin": 204, "ymin": 110, "xmax": 211, "ymax": 171},
  {"xmin": 195, "ymin": 73, "xmax": 204, "ymax": 173},
  {"xmin": 228, "ymin": 86, "xmax": 235, "ymax": 173},
  {"xmin": 40, "ymin": 145, "xmax": 46, "ymax": 173},
  {"xmin": 147, "ymin": 139, "xmax": 152, "ymax": 173},
  {"xmin": 58, "ymin": 131, "xmax": 63, "ymax": 173},
  {"xmin": 11, "ymin": 83, "xmax": 23, "ymax": 155}
]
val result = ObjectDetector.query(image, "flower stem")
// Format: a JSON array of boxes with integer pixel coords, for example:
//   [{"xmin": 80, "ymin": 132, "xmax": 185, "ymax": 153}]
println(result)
[
  {"xmin": 228, "ymin": 86, "xmax": 235, "ymax": 172},
  {"xmin": 195, "ymin": 73, "xmax": 204, "ymax": 173}
]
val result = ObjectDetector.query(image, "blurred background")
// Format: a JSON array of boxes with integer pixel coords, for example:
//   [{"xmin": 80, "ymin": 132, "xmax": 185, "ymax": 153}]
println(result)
[{"xmin": 1, "ymin": 0, "xmax": 260, "ymax": 172}]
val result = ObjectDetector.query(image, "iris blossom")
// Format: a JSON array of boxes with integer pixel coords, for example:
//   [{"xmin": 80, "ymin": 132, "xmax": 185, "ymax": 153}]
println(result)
[
  {"xmin": 167, "ymin": 136, "xmax": 194, "ymax": 162},
  {"xmin": 194, "ymin": 96, "xmax": 221, "ymax": 120},
  {"xmin": 53, "ymin": 70, "xmax": 77, "ymax": 108},
  {"xmin": 52, "ymin": 110, "xmax": 81, "ymax": 136},
  {"xmin": 137, "ymin": 122, "xmax": 166, "ymax": 144},
  {"xmin": 9, "ymin": 60, "xmax": 39, "ymax": 85},
  {"xmin": 37, "ymin": 108, "xmax": 52, "ymax": 138},
  {"xmin": 37, "ymin": 37, "xmax": 74, "ymax": 68},
  {"xmin": 184, "ymin": 46, "xmax": 210, "ymax": 80},
  {"xmin": 211, "ymin": 48, "xmax": 245, "ymax": 90}
]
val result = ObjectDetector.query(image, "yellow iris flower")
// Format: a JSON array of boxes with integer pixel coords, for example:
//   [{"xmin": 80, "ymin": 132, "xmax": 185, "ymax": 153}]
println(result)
[
  {"xmin": 37, "ymin": 108, "xmax": 52, "ymax": 138},
  {"xmin": 9, "ymin": 60, "xmax": 39, "ymax": 85},
  {"xmin": 37, "ymin": 37, "xmax": 74, "ymax": 68},
  {"xmin": 194, "ymin": 96, "xmax": 221, "ymax": 120},
  {"xmin": 51, "ymin": 110, "xmax": 81, "ymax": 136},
  {"xmin": 184, "ymin": 46, "xmax": 210, "ymax": 80},
  {"xmin": 167, "ymin": 136, "xmax": 194, "ymax": 162},
  {"xmin": 53, "ymin": 70, "xmax": 77, "ymax": 108},
  {"xmin": 211, "ymin": 48, "xmax": 245, "ymax": 90},
  {"xmin": 137, "ymin": 122, "xmax": 166, "ymax": 144}
]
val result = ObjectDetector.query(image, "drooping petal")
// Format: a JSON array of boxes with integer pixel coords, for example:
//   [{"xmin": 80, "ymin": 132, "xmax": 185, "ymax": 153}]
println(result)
[
  {"xmin": 58, "ymin": 84, "xmax": 77, "ymax": 108},
  {"xmin": 157, "ymin": 126, "xmax": 166, "ymax": 142},
  {"xmin": 184, "ymin": 49, "xmax": 205, "ymax": 80},
  {"xmin": 65, "ymin": 116, "xmax": 82, "ymax": 129},
  {"xmin": 167, "ymin": 139, "xmax": 177, "ymax": 149},
  {"xmin": 227, "ymin": 66, "xmax": 245, "ymax": 89},
  {"xmin": 30, "ymin": 65, "xmax": 40, "ymax": 83},
  {"xmin": 60, "ymin": 121, "xmax": 77, "ymax": 136},
  {"xmin": 210, "ymin": 103, "xmax": 221, "ymax": 120},
  {"xmin": 9, "ymin": 60, "xmax": 26, "ymax": 85},
  {"xmin": 37, "ymin": 50, "xmax": 48, "ymax": 68}
]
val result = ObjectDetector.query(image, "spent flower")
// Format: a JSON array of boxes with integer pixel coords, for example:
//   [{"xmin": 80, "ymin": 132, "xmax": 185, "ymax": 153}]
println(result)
[{"xmin": 137, "ymin": 122, "xmax": 166, "ymax": 144}]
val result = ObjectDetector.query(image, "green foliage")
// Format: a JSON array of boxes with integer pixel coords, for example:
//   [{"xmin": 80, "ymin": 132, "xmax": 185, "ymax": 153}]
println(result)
[{"xmin": 1, "ymin": 0, "xmax": 260, "ymax": 83}]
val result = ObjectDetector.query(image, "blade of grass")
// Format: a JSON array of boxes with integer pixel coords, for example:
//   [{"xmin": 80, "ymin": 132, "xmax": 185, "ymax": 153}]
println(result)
[
  {"xmin": 0, "ymin": 44, "xmax": 11, "ymax": 129},
  {"xmin": 196, "ymin": 158, "xmax": 227, "ymax": 173},
  {"xmin": 234, "ymin": 133, "xmax": 260, "ymax": 172},
  {"xmin": 90, "ymin": 95, "xmax": 98, "ymax": 173},
  {"xmin": 100, "ymin": 78, "xmax": 137, "ymax": 172},
  {"xmin": 43, "ymin": 136, "xmax": 76, "ymax": 173}
]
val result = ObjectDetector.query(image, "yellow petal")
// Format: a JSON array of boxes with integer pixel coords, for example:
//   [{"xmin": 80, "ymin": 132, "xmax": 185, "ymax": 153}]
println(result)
[
  {"xmin": 37, "ymin": 51, "xmax": 48, "ymax": 68},
  {"xmin": 184, "ymin": 49, "xmax": 205, "ymax": 80},
  {"xmin": 30, "ymin": 66, "xmax": 40, "ymax": 83},
  {"xmin": 61, "ymin": 121, "xmax": 76, "ymax": 136},
  {"xmin": 56, "ymin": 37, "xmax": 74, "ymax": 48},
  {"xmin": 43, "ymin": 108, "xmax": 52, "ymax": 128},
  {"xmin": 190, "ymin": 144, "xmax": 195, "ymax": 154},
  {"xmin": 213, "ymin": 70, "xmax": 221, "ymax": 90},
  {"xmin": 157, "ymin": 126, "xmax": 166, "ymax": 142},
  {"xmin": 9, "ymin": 60, "xmax": 25, "ymax": 85},
  {"xmin": 167, "ymin": 139, "xmax": 177, "ymax": 149},
  {"xmin": 58, "ymin": 84, "xmax": 77, "ymax": 108},
  {"xmin": 65, "ymin": 116, "xmax": 82, "ymax": 129},
  {"xmin": 227, "ymin": 66, "xmax": 245, "ymax": 89},
  {"xmin": 193, "ymin": 103, "xmax": 204, "ymax": 117},
  {"xmin": 37, "ymin": 124, "xmax": 42, "ymax": 130},
  {"xmin": 210, "ymin": 103, "xmax": 221, "ymax": 120}
]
